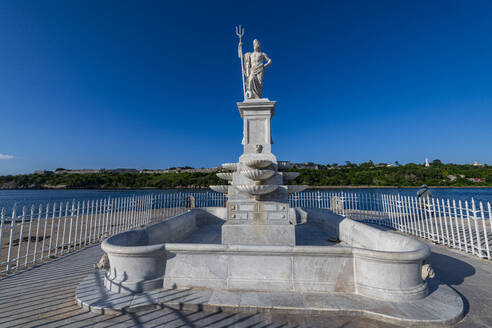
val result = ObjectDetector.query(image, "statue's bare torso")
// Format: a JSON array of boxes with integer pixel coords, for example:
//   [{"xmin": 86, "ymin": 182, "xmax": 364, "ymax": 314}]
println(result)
[{"xmin": 249, "ymin": 52, "xmax": 268, "ymax": 70}]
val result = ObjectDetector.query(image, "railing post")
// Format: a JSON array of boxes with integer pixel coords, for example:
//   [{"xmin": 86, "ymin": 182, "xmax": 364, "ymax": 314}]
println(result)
[
  {"xmin": 89, "ymin": 200, "xmax": 94, "ymax": 245},
  {"xmin": 105, "ymin": 197, "xmax": 111, "ymax": 236},
  {"xmin": 412, "ymin": 196, "xmax": 425, "ymax": 238},
  {"xmin": 41, "ymin": 203, "xmax": 49, "ymax": 260},
  {"xmin": 146, "ymin": 194, "xmax": 149, "ymax": 223},
  {"xmin": 33, "ymin": 204, "xmax": 43, "ymax": 262},
  {"xmin": 401, "ymin": 196, "xmax": 410, "ymax": 233},
  {"xmin": 130, "ymin": 196, "xmax": 135, "ymax": 227},
  {"xmin": 109, "ymin": 198, "xmax": 115, "ymax": 236},
  {"xmin": 55, "ymin": 202, "xmax": 63, "ymax": 257},
  {"xmin": 96, "ymin": 199, "xmax": 102, "ymax": 241},
  {"xmin": 120, "ymin": 197, "xmax": 126, "ymax": 232},
  {"xmin": 440, "ymin": 199, "xmax": 450, "ymax": 246},
  {"xmin": 78, "ymin": 200, "xmax": 85, "ymax": 248},
  {"xmin": 479, "ymin": 201, "xmax": 490, "ymax": 260},
  {"xmin": 411, "ymin": 197, "xmax": 420, "ymax": 237},
  {"xmin": 447, "ymin": 199, "xmax": 456, "ymax": 249},
  {"xmin": 126, "ymin": 196, "xmax": 131, "ymax": 229},
  {"xmin": 387, "ymin": 195, "xmax": 394, "ymax": 228},
  {"xmin": 148, "ymin": 194, "xmax": 152, "ymax": 224},
  {"xmin": 6, "ymin": 205, "xmax": 17, "ymax": 274},
  {"xmin": 452, "ymin": 200, "xmax": 462, "ymax": 251},
  {"xmin": 83, "ymin": 200, "xmax": 89, "ymax": 247},
  {"xmin": 420, "ymin": 197, "xmax": 429, "ymax": 239},
  {"xmin": 472, "ymin": 199, "xmax": 483, "ymax": 258},
  {"xmin": 67, "ymin": 201, "xmax": 75, "ymax": 253},
  {"xmin": 429, "ymin": 198, "xmax": 438, "ymax": 242},
  {"xmin": 143, "ymin": 195, "xmax": 147, "ymax": 224},
  {"xmin": 0, "ymin": 208, "xmax": 5, "ymax": 263},
  {"xmin": 16, "ymin": 206, "xmax": 26, "ymax": 270},
  {"xmin": 137, "ymin": 195, "xmax": 142, "ymax": 226},
  {"xmin": 140, "ymin": 195, "xmax": 144, "ymax": 226},
  {"xmin": 48, "ymin": 203, "xmax": 56, "ymax": 258},
  {"xmin": 73, "ymin": 201, "xmax": 80, "ymax": 251},
  {"xmin": 60, "ymin": 202, "xmax": 68, "ymax": 255},
  {"xmin": 406, "ymin": 196, "xmax": 414, "ymax": 235},
  {"xmin": 121, "ymin": 196, "xmax": 125, "ymax": 231},
  {"xmin": 382, "ymin": 194, "xmax": 389, "ymax": 225},
  {"xmin": 394, "ymin": 195, "xmax": 402, "ymax": 230},
  {"xmin": 113, "ymin": 197, "xmax": 118, "ymax": 234},
  {"xmin": 461, "ymin": 200, "xmax": 470, "ymax": 254},
  {"xmin": 465, "ymin": 201, "xmax": 474, "ymax": 255},
  {"xmin": 388, "ymin": 194, "xmax": 395, "ymax": 227},
  {"xmin": 108, "ymin": 198, "xmax": 118, "ymax": 236},
  {"xmin": 488, "ymin": 202, "xmax": 492, "ymax": 255}
]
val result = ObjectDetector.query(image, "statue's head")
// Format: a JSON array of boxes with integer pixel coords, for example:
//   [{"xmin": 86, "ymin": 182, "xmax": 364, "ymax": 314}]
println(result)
[{"xmin": 253, "ymin": 39, "xmax": 261, "ymax": 52}]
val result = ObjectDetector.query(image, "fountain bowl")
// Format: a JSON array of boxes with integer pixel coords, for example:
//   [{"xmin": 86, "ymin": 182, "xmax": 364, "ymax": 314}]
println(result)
[
  {"xmin": 287, "ymin": 185, "xmax": 308, "ymax": 194},
  {"xmin": 216, "ymin": 172, "xmax": 233, "ymax": 181},
  {"xmin": 221, "ymin": 163, "xmax": 237, "ymax": 171},
  {"xmin": 243, "ymin": 159, "xmax": 272, "ymax": 169},
  {"xmin": 241, "ymin": 169, "xmax": 275, "ymax": 181},
  {"xmin": 235, "ymin": 184, "xmax": 279, "ymax": 195},
  {"xmin": 278, "ymin": 162, "xmax": 294, "ymax": 170},
  {"xmin": 282, "ymin": 172, "xmax": 299, "ymax": 181},
  {"xmin": 209, "ymin": 185, "xmax": 229, "ymax": 193}
]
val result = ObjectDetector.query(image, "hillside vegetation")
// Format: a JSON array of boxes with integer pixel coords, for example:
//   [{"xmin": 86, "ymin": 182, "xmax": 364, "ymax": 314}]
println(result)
[{"xmin": 1, "ymin": 161, "xmax": 491, "ymax": 189}]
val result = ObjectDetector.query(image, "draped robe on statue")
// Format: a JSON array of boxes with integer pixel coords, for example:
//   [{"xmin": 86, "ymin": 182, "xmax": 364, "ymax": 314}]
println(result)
[{"xmin": 244, "ymin": 52, "xmax": 265, "ymax": 99}]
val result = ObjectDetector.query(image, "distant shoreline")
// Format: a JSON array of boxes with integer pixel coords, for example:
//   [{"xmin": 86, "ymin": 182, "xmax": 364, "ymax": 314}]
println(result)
[
  {"xmin": 1, "ymin": 185, "xmax": 491, "ymax": 191},
  {"xmin": 307, "ymin": 185, "xmax": 492, "ymax": 189}
]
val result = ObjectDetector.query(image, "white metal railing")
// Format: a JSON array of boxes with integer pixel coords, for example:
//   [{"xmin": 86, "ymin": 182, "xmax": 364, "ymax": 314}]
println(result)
[
  {"xmin": 290, "ymin": 191, "xmax": 492, "ymax": 260},
  {"xmin": 0, "ymin": 191, "xmax": 227, "ymax": 276},
  {"xmin": 1, "ymin": 189, "xmax": 489, "ymax": 277}
]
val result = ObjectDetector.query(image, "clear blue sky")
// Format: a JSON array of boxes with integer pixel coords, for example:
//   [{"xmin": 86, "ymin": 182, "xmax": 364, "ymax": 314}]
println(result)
[{"xmin": 1, "ymin": 1, "xmax": 491, "ymax": 175}]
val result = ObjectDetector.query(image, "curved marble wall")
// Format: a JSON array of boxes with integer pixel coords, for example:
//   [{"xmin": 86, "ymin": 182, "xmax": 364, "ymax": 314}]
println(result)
[{"xmin": 102, "ymin": 207, "xmax": 430, "ymax": 301}]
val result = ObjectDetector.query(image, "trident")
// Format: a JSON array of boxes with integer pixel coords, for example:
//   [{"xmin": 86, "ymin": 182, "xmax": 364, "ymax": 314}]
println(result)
[{"xmin": 235, "ymin": 25, "xmax": 246, "ymax": 100}]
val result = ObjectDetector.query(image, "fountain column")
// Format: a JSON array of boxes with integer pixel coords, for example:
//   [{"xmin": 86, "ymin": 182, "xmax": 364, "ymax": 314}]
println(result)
[{"xmin": 218, "ymin": 99, "xmax": 298, "ymax": 246}]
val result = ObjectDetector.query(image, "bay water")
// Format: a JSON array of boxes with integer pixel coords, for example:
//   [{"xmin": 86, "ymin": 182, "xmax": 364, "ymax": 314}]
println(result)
[{"xmin": 1, "ymin": 188, "xmax": 491, "ymax": 215}]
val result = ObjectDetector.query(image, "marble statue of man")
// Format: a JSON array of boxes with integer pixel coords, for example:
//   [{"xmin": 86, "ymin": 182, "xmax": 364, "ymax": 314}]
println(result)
[{"xmin": 238, "ymin": 39, "xmax": 272, "ymax": 99}]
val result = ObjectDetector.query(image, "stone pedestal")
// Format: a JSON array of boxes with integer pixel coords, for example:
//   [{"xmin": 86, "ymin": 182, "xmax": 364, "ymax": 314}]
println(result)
[{"xmin": 219, "ymin": 99, "xmax": 297, "ymax": 246}]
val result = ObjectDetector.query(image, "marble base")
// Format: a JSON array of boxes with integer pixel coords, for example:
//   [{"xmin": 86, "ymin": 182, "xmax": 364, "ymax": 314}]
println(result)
[{"xmin": 77, "ymin": 270, "xmax": 464, "ymax": 327}]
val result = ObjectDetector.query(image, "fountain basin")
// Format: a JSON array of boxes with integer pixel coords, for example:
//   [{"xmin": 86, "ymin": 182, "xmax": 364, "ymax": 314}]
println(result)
[
  {"xmin": 101, "ymin": 208, "xmax": 225, "ymax": 293},
  {"xmin": 101, "ymin": 208, "xmax": 430, "ymax": 301}
]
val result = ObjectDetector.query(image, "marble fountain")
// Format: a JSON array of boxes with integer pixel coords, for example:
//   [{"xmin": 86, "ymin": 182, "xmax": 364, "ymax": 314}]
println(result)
[{"xmin": 76, "ymin": 34, "xmax": 464, "ymax": 326}]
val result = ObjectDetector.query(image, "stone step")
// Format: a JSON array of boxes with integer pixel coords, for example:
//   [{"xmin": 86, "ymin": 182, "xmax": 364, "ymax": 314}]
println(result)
[{"xmin": 77, "ymin": 270, "xmax": 464, "ymax": 327}]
